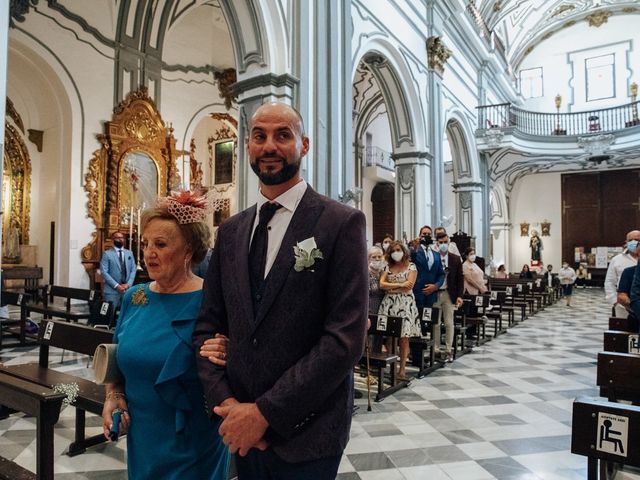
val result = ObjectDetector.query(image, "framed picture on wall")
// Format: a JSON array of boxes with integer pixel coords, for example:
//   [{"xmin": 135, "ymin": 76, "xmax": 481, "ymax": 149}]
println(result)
[{"xmin": 213, "ymin": 140, "xmax": 235, "ymax": 185}]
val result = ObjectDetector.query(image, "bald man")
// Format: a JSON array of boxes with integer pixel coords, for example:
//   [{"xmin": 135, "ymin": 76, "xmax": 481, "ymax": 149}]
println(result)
[
  {"xmin": 194, "ymin": 102, "xmax": 368, "ymax": 479},
  {"xmin": 605, "ymin": 230, "xmax": 640, "ymax": 318}
]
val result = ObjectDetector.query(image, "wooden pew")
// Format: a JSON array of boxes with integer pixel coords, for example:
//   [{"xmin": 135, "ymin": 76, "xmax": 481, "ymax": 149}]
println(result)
[
  {"xmin": 409, "ymin": 307, "xmax": 441, "ymax": 377},
  {"xmin": 26, "ymin": 285, "xmax": 99, "ymax": 324},
  {"xmin": 597, "ymin": 352, "xmax": 640, "ymax": 403},
  {"xmin": 0, "ymin": 291, "xmax": 36, "ymax": 347},
  {"xmin": 461, "ymin": 295, "xmax": 490, "ymax": 346},
  {"xmin": 489, "ymin": 290, "xmax": 514, "ymax": 328},
  {"xmin": 0, "ymin": 320, "xmax": 114, "ymax": 456},
  {"xmin": 610, "ymin": 316, "xmax": 638, "ymax": 333},
  {"xmin": 572, "ymin": 396, "xmax": 640, "ymax": 480},
  {"xmin": 0, "ymin": 371, "xmax": 65, "ymax": 480},
  {"xmin": 363, "ymin": 314, "xmax": 408, "ymax": 401},
  {"xmin": 604, "ymin": 330, "xmax": 640, "ymax": 354},
  {"xmin": 1, "ymin": 266, "xmax": 43, "ymax": 301}
]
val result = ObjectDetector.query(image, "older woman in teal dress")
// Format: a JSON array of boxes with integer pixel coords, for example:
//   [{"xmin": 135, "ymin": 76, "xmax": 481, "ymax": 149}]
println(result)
[{"xmin": 101, "ymin": 192, "xmax": 230, "ymax": 479}]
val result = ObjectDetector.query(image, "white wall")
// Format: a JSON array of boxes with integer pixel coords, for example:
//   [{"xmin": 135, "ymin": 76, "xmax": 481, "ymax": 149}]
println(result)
[
  {"xmin": 509, "ymin": 172, "xmax": 562, "ymax": 272},
  {"xmin": 518, "ymin": 14, "xmax": 640, "ymax": 113}
]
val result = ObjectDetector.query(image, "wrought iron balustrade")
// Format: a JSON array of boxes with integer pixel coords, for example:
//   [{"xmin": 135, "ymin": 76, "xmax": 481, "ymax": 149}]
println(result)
[
  {"xmin": 364, "ymin": 146, "xmax": 394, "ymax": 171},
  {"xmin": 477, "ymin": 101, "xmax": 640, "ymax": 137}
]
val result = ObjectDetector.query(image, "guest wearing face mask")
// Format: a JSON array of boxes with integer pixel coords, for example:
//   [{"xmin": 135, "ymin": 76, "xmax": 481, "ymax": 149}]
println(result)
[
  {"xmin": 100, "ymin": 231, "xmax": 137, "ymax": 309},
  {"xmin": 463, "ymin": 248, "xmax": 487, "ymax": 295},
  {"xmin": 381, "ymin": 234, "xmax": 394, "ymax": 253},
  {"xmin": 367, "ymin": 246, "xmax": 386, "ymax": 356},
  {"xmin": 606, "ymin": 231, "xmax": 640, "ymax": 318},
  {"xmin": 433, "ymin": 232, "xmax": 464, "ymax": 362},
  {"xmin": 558, "ymin": 262, "xmax": 577, "ymax": 307},
  {"xmin": 378, "ymin": 241, "xmax": 420, "ymax": 379}
]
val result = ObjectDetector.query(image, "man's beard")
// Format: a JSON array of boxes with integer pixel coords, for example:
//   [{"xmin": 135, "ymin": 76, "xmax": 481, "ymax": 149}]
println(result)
[{"xmin": 250, "ymin": 157, "xmax": 300, "ymax": 185}]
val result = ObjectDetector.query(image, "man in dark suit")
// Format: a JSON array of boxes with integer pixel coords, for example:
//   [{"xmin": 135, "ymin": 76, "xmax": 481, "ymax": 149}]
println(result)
[
  {"xmin": 433, "ymin": 231, "xmax": 464, "ymax": 362},
  {"xmin": 411, "ymin": 225, "xmax": 445, "ymax": 310},
  {"xmin": 193, "ymin": 102, "xmax": 368, "ymax": 479}
]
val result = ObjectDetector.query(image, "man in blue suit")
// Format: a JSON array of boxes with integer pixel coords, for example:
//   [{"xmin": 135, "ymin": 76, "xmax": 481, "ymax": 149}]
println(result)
[
  {"xmin": 100, "ymin": 231, "xmax": 137, "ymax": 308},
  {"xmin": 411, "ymin": 225, "xmax": 445, "ymax": 309}
]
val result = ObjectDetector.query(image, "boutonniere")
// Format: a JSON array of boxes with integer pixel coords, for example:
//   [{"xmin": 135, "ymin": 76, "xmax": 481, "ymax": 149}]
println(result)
[
  {"xmin": 131, "ymin": 286, "xmax": 149, "ymax": 306},
  {"xmin": 293, "ymin": 237, "xmax": 323, "ymax": 272}
]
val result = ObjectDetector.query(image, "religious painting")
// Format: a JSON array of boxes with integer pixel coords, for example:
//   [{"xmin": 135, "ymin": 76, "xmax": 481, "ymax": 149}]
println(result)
[
  {"xmin": 121, "ymin": 150, "xmax": 159, "ymax": 210},
  {"xmin": 541, "ymin": 221, "xmax": 551, "ymax": 236},
  {"xmin": 214, "ymin": 140, "xmax": 234, "ymax": 185},
  {"xmin": 520, "ymin": 222, "xmax": 529, "ymax": 237}
]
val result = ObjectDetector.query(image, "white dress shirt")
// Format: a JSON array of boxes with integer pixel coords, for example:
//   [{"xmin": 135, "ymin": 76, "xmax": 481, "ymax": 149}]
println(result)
[
  {"xmin": 604, "ymin": 252, "xmax": 637, "ymax": 305},
  {"xmin": 251, "ymin": 180, "xmax": 308, "ymax": 278}
]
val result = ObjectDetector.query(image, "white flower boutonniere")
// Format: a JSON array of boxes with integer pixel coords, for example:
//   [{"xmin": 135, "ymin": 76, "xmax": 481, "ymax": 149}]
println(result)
[{"xmin": 293, "ymin": 237, "xmax": 323, "ymax": 272}]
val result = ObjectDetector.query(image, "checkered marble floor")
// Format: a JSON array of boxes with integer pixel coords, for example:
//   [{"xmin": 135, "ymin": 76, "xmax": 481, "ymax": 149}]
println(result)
[{"xmin": 0, "ymin": 289, "xmax": 610, "ymax": 479}]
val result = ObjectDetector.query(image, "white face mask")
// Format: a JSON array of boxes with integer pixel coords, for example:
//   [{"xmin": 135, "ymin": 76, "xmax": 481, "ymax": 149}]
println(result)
[
  {"xmin": 369, "ymin": 260, "xmax": 385, "ymax": 271},
  {"xmin": 390, "ymin": 251, "xmax": 404, "ymax": 263},
  {"xmin": 382, "ymin": 242, "xmax": 391, "ymax": 251},
  {"xmin": 562, "ymin": 264, "xmax": 568, "ymax": 269},
  {"xmin": 468, "ymin": 254, "xmax": 476, "ymax": 262}
]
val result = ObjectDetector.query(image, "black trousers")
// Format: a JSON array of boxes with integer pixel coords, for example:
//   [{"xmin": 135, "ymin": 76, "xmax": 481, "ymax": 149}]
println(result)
[{"xmin": 235, "ymin": 448, "xmax": 341, "ymax": 480}]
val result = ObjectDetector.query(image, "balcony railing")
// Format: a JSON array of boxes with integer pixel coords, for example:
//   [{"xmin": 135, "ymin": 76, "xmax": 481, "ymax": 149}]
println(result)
[
  {"xmin": 477, "ymin": 101, "xmax": 640, "ymax": 137},
  {"xmin": 364, "ymin": 146, "xmax": 394, "ymax": 171}
]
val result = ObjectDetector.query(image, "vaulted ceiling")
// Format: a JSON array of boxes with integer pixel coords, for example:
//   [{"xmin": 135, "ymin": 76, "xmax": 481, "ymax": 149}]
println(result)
[{"xmin": 473, "ymin": 0, "xmax": 640, "ymax": 69}]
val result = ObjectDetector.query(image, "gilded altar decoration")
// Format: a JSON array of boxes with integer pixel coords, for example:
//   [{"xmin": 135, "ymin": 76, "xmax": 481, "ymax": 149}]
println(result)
[
  {"xmin": 426, "ymin": 36, "xmax": 452, "ymax": 75},
  {"xmin": 586, "ymin": 10, "xmax": 611, "ymax": 28},
  {"xmin": 520, "ymin": 222, "xmax": 529, "ymax": 237},
  {"xmin": 82, "ymin": 88, "xmax": 182, "ymax": 285},
  {"xmin": 214, "ymin": 68, "xmax": 237, "ymax": 110},
  {"xmin": 541, "ymin": 221, "xmax": 551, "ymax": 237},
  {"xmin": 4, "ymin": 122, "xmax": 32, "ymax": 247},
  {"xmin": 188, "ymin": 139, "xmax": 204, "ymax": 190},
  {"xmin": 132, "ymin": 286, "xmax": 149, "ymax": 306}
]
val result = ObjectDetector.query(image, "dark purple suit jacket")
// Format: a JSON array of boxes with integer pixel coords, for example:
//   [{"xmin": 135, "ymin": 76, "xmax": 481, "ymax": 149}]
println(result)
[
  {"xmin": 443, "ymin": 252, "xmax": 465, "ymax": 303},
  {"xmin": 193, "ymin": 187, "xmax": 368, "ymax": 463}
]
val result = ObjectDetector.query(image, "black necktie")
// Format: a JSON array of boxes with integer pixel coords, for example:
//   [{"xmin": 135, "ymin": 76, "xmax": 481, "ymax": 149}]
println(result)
[
  {"xmin": 249, "ymin": 202, "xmax": 280, "ymax": 308},
  {"xmin": 118, "ymin": 250, "xmax": 127, "ymax": 284}
]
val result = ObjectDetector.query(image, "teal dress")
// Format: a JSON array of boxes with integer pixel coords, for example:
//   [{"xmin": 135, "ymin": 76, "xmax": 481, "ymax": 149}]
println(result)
[{"xmin": 115, "ymin": 283, "xmax": 229, "ymax": 479}]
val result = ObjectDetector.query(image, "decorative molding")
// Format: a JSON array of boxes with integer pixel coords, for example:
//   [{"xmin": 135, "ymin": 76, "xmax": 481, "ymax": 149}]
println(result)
[
  {"xmin": 483, "ymin": 128, "xmax": 504, "ymax": 148},
  {"xmin": 27, "ymin": 129, "xmax": 43, "ymax": 152},
  {"xmin": 459, "ymin": 191, "xmax": 472, "ymax": 210},
  {"xmin": 232, "ymin": 73, "xmax": 299, "ymax": 97},
  {"xmin": 586, "ymin": 10, "xmax": 611, "ymax": 28},
  {"xmin": 398, "ymin": 164, "xmax": 415, "ymax": 191},
  {"xmin": 426, "ymin": 36, "xmax": 452, "ymax": 75},
  {"xmin": 9, "ymin": 0, "xmax": 38, "ymax": 27},
  {"xmin": 577, "ymin": 134, "xmax": 615, "ymax": 156},
  {"xmin": 214, "ymin": 68, "xmax": 237, "ymax": 110},
  {"xmin": 6, "ymin": 97, "xmax": 25, "ymax": 133}
]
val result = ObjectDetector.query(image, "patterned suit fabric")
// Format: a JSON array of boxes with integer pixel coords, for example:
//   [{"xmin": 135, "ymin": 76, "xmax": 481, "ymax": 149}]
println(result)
[{"xmin": 193, "ymin": 187, "xmax": 369, "ymax": 463}]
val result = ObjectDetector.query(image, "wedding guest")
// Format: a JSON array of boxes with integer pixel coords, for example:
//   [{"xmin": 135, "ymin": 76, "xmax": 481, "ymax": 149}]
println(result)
[
  {"xmin": 519, "ymin": 264, "xmax": 533, "ymax": 279},
  {"xmin": 558, "ymin": 261, "xmax": 577, "ymax": 307},
  {"xmin": 378, "ymin": 241, "xmax": 420, "ymax": 379},
  {"xmin": 494, "ymin": 264, "xmax": 508, "ymax": 279},
  {"xmin": 102, "ymin": 192, "xmax": 229, "ymax": 479},
  {"xmin": 463, "ymin": 248, "xmax": 487, "ymax": 295}
]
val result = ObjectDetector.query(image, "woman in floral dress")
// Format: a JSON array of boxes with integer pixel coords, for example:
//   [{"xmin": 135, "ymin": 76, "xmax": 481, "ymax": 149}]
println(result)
[{"xmin": 378, "ymin": 240, "xmax": 420, "ymax": 379}]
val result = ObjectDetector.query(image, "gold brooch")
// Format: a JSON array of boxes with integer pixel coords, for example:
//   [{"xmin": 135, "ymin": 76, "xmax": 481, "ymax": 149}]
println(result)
[{"xmin": 131, "ymin": 286, "xmax": 149, "ymax": 306}]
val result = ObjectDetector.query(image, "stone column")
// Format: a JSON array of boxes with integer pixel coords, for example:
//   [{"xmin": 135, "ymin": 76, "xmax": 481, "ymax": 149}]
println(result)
[
  {"xmin": 453, "ymin": 182, "xmax": 485, "ymax": 253},
  {"xmin": 394, "ymin": 152, "xmax": 433, "ymax": 241},
  {"xmin": 232, "ymin": 73, "xmax": 299, "ymax": 210}
]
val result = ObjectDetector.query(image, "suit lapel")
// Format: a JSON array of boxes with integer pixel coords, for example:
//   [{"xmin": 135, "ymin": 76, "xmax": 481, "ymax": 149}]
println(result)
[
  {"xmin": 234, "ymin": 206, "xmax": 257, "ymax": 321},
  {"xmin": 252, "ymin": 188, "xmax": 325, "ymax": 331}
]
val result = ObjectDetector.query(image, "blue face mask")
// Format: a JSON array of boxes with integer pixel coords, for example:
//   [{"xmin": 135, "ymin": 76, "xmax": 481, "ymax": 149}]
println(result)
[
  {"xmin": 439, "ymin": 243, "xmax": 449, "ymax": 253},
  {"xmin": 628, "ymin": 240, "xmax": 639, "ymax": 253}
]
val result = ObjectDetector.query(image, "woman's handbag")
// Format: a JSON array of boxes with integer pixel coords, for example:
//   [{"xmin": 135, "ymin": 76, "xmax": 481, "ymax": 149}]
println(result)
[{"xmin": 93, "ymin": 343, "xmax": 124, "ymax": 385}]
